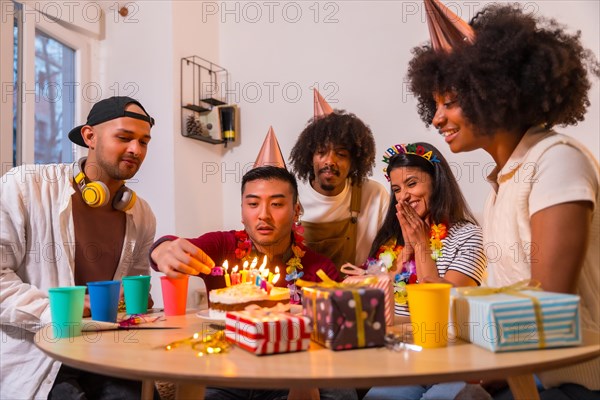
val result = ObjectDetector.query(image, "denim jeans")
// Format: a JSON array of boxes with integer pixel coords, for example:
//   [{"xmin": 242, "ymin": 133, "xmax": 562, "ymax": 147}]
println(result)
[
  {"xmin": 203, "ymin": 387, "xmax": 358, "ymax": 400},
  {"xmin": 494, "ymin": 383, "xmax": 600, "ymax": 400},
  {"xmin": 364, "ymin": 382, "xmax": 491, "ymax": 400},
  {"xmin": 48, "ymin": 364, "xmax": 160, "ymax": 400}
]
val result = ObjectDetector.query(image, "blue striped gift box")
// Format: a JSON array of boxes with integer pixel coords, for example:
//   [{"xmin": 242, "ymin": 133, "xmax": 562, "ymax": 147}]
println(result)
[{"xmin": 453, "ymin": 290, "xmax": 581, "ymax": 352}]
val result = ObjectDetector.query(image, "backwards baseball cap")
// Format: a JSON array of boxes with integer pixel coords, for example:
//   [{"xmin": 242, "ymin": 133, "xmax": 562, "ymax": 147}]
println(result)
[{"xmin": 68, "ymin": 96, "xmax": 155, "ymax": 148}]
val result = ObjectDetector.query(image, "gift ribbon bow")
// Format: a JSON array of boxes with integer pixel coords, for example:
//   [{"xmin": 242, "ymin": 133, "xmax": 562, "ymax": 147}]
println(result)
[
  {"xmin": 340, "ymin": 263, "xmax": 388, "ymax": 286},
  {"xmin": 296, "ymin": 269, "xmax": 377, "ymax": 288},
  {"xmin": 340, "ymin": 263, "xmax": 367, "ymax": 276},
  {"xmin": 457, "ymin": 280, "xmax": 546, "ymax": 349}
]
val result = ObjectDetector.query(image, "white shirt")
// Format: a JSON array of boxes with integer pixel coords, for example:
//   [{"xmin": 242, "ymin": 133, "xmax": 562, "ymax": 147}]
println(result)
[
  {"xmin": 298, "ymin": 179, "xmax": 389, "ymax": 266},
  {"xmin": 0, "ymin": 163, "xmax": 156, "ymax": 399},
  {"xmin": 483, "ymin": 127, "xmax": 599, "ymax": 390}
]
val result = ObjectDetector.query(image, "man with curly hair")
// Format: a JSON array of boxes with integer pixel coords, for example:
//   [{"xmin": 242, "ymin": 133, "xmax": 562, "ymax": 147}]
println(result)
[
  {"xmin": 407, "ymin": 3, "xmax": 599, "ymax": 399},
  {"xmin": 289, "ymin": 111, "xmax": 389, "ymax": 270}
]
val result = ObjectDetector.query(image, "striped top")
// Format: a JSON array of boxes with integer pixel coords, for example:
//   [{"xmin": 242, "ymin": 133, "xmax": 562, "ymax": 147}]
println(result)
[{"xmin": 395, "ymin": 221, "xmax": 487, "ymax": 316}]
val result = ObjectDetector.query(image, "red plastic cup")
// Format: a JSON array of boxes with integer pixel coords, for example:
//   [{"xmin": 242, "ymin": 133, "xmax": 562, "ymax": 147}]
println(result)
[{"xmin": 160, "ymin": 275, "xmax": 189, "ymax": 316}]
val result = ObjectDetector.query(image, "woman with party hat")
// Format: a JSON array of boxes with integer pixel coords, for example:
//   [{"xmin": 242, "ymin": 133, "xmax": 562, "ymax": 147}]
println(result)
[{"xmin": 407, "ymin": 1, "xmax": 599, "ymax": 398}]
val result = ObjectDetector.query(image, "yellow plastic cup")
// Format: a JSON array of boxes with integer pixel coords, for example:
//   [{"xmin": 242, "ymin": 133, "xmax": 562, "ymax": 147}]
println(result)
[{"xmin": 406, "ymin": 283, "xmax": 452, "ymax": 348}]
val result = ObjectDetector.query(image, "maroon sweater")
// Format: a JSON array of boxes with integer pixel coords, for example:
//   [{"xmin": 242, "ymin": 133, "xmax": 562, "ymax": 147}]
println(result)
[{"xmin": 151, "ymin": 230, "xmax": 340, "ymax": 293}]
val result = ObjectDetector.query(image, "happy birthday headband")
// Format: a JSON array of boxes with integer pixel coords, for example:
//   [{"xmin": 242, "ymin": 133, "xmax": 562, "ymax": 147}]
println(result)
[{"xmin": 381, "ymin": 143, "xmax": 440, "ymax": 181}]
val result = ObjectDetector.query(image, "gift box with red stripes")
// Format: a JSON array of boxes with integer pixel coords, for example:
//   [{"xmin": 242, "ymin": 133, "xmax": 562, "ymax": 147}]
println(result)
[{"xmin": 225, "ymin": 309, "xmax": 312, "ymax": 355}]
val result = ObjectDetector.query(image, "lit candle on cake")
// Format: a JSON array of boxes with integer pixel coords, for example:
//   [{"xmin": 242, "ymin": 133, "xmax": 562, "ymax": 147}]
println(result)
[
  {"xmin": 255, "ymin": 272, "xmax": 261, "ymax": 286},
  {"xmin": 241, "ymin": 260, "xmax": 249, "ymax": 283},
  {"xmin": 256, "ymin": 256, "xmax": 267, "ymax": 286},
  {"xmin": 260, "ymin": 269, "xmax": 269, "ymax": 290},
  {"xmin": 223, "ymin": 261, "xmax": 231, "ymax": 287},
  {"xmin": 250, "ymin": 257, "xmax": 258, "ymax": 270},
  {"xmin": 231, "ymin": 265, "xmax": 239, "ymax": 285},
  {"xmin": 265, "ymin": 270, "xmax": 280, "ymax": 294},
  {"xmin": 268, "ymin": 266, "xmax": 279, "ymax": 283},
  {"xmin": 259, "ymin": 255, "xmax": 267, "ymax": 271}
]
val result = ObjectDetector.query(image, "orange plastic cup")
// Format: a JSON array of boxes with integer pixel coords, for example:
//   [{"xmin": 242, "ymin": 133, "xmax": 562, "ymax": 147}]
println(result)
[
  {"xmin": 160, "ymin": 275, "xmax": 189, "ymax": 316},
  {"xmin": 406, "ymin": 283, "xmax": 452, "ymax": 348}
]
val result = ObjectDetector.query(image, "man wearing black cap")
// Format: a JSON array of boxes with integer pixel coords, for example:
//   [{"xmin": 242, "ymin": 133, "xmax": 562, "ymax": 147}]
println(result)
[{"xmin": 0, "ymin": 97, "xmax": 158, "ymax": 399}]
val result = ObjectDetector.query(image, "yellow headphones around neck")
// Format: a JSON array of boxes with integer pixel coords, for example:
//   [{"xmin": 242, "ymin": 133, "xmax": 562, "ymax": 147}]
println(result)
[{"xmin": 73, "ymin": 157, "xmax": 137, "ymax": 211}]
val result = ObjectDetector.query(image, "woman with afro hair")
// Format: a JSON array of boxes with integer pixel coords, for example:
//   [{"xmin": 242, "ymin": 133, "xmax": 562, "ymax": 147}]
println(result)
[{"xmin": 407, "ymin": 3, "xmax": 599, "ymax": 399}]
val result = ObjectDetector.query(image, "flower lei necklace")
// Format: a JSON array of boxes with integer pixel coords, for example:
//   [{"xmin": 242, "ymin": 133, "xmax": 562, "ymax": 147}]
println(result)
[
  {"xmin": 367, "ymin": 223, "xmax": 448, "ymax": 305},
  {"xmin": 429, "ymin": 223, "xmax": 447, "ymax": 261},
  {"xmin": 233, "ymin": 228, "xmax": 305, "ymax": 304}
]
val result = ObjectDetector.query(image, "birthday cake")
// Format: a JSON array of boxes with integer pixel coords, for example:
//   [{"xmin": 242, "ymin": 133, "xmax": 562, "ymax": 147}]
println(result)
[{"xmin": 208, "ymin": 283, "xmax": 290, "ymax": 318}]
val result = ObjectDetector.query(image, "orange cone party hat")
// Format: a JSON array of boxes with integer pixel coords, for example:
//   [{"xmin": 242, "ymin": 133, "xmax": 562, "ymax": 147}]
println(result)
[
  {"xmin": 253, "ymin": 126, "xmax": 286, "ymax": 169},
  {"xmin": 423, "ymin": 0, "xmax": 475, "ymax": 52},
  {"xmin": 313, "ymin": 89, "xmax": 334, "ymax": 118}
]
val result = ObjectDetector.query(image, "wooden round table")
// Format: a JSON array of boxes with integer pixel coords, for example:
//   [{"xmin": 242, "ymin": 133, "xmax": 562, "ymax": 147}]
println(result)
[{"xmin": 35, "ymin": 312, "xmax": 600, "ymax": 400}]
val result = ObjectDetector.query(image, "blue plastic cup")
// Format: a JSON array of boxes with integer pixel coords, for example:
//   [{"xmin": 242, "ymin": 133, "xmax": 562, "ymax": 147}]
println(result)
[
  {"xmin": 48, "ymin": 286, "xmax": 86, "ymax": 339},
  {"xmin": 87, "ymin": 280, "xmax": 121, "ymax": 322}
]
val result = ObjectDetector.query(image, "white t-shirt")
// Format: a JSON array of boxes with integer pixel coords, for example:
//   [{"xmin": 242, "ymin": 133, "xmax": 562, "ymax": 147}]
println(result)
[
  {"xmin": 483, "ymin": 127, "xmax": 599, "ymax": 390},
  {"xmin": 298, "ymin": 179, "xmax": 389, "ymax": 266}
]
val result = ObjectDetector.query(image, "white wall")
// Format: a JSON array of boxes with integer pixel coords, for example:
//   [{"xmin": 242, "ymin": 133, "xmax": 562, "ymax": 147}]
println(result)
[
  {"xmin": 171, "ymin": 2, "xmax": 226, "ymax": 238},
  {"xmin": 100, "ymin": 1, "xmax": 176, "ymax": 235},
  {"xmin": 101, "ymin": 1, "xmax": 228, "ymax": 308}
]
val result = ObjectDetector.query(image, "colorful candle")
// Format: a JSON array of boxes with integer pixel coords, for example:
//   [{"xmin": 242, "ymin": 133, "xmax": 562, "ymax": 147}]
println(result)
[
  {"xmin": 250, "ymin": 257, "xmax": 258, "ymax": 270},
  {"xmin": 210, "ymin": 266, "xmax": 224, "ymax": 276},
  {"xmin": 268, "ymin": 266, "xmax": 279, "ymax": 284},
  {"xmin": 259, "ymin": 255, "xmax": 267, "ymax": 272},
  {"xmin": 265, "ymin": 282, "xmax": 273, "ymax": 295},
  {"xmin": 260, "ymin": 279, "xmax": 267, "ymax": 291},
  {"xmin": 241, "ymin": 260, "xmax": 249, "ymax": 283},
  {"xmin": 223, "ymin": 261, "xmax": 231, "ymax": 287},
  {"xmin": 231, "ymin": 265, "xmax": 239, "ymax": 285}
]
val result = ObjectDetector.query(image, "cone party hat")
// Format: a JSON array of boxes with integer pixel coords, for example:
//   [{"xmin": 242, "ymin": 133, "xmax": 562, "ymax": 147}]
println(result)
[
  {"xmin": 313, "ymin": 89, "xmax": 334, "ymax": 118},
  {"xmin": 253, "ymin": 126, "xmax": 286, "ymax": 169},
  {"xmin": 423, "ymin": 0, "xmax": 475, "ymax": 52}
]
